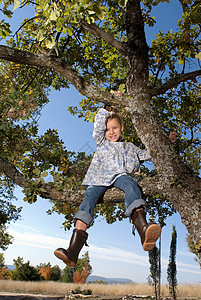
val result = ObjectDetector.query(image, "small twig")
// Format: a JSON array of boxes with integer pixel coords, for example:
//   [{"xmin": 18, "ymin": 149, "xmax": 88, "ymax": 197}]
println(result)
[
  {"xmin": 35, "ymin": 44, "xmax": 48, "ymax": 54},
  {"xmin": 14, "ymin": 16, "xmax": 36, "ymax": 36},
  {"xmin": 19, "ymin": 1, "xmax": 38, "ymax": 9}
]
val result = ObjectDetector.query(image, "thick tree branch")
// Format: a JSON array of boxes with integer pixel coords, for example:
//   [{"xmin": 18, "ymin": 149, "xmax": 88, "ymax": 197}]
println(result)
[
  {"xmin": 0, "ymin": 155, "xmax": 158, "ymax": 206},
  {"xmin": 0, "ymin": 45, "xmax": 129, "ymax": 108},
  {"xmin": 0, "ymin": 154, "xmax": 125, "ymax": 204},
  {"xmin": 81, "ymin": 20, "xmax": 126, "ymax": 53},
  {"xmin": 0, "ymin": 156, "xmax": 29, "ymax": 188},
  {"xmin": 151, "ymin": 69, "xmax": 201, "ymax": 96},
  {"xmin": 2, "ymin": 151, "xmax": 200, "ymax": 213}
]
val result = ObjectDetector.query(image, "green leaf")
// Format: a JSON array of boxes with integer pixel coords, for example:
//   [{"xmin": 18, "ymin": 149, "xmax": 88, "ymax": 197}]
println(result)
[
  {"xmin": 93, "ymin": 4, "xmax": 105, "ymax": 20},
  {"xmin": 13, "ymin": 0, "xmax": 20, "ymax": 10},
  {"xmin": 41, "ymin": 171, "xmax": 48, "ymax": 177},
  {"xmin": 0, "ymin": 20, "xmax": 11, "ymax": 38},
  {"xmin": 170, "ymin": 177, "xmax": 178, "ymax": 186},
  {"xmin": 67, "ymin": 27, "xmax": 73, "ymax": 36},
  {"xmin": 118, "ymin": 84, "xmax": 125, "ymax": 93},
  {"xmin": 46, "ymin": 39, "xmax": 56, "ymax": 49},
  {"xmin": 34, "ymin": 168, "xmax": 41, "ymax": 177},
  {"xmin": 37, "ymin": 32, "xmax": 45, "ymax": 42},
  {"xmin": 119, "ymin": 0, "xmax": 128, "ymax": 7},
  {"xmin": 195, "ymin": 52, "xmax": 201, "ymax": 61},
  {"xmin": 49, "ymin": 10, "xmax": 59, "ymax": 21}
]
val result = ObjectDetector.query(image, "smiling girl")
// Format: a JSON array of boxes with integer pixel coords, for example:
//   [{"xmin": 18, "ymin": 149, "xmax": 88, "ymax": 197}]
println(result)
[{"xmin": 54, "ymin": 104, "xmax": 161, "ymax": 268}]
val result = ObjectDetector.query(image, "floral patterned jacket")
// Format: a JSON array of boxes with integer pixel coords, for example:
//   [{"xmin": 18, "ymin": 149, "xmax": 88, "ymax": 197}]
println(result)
[{"xmin": 82, "ymin": 108, "xmax": 152, "ymax": 186}]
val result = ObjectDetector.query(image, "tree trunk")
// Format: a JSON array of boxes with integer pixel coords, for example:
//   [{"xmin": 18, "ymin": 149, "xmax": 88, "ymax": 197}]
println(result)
[
  {"xmin": 158, "ymin": 236, "xmax": 161, "ymax": 300},
  {"xmin": 155, "ymin": 282, "xmax": 158, "ymax": 300},
  {"xmin": 125, "ymin": 0, "xmax": 201, "ymax": 261}
]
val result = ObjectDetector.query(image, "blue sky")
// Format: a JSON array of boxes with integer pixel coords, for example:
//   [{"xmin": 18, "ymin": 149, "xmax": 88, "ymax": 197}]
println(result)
[{"xmin": 1, "ymin": 0, "xmax": 201, "ymax": 284}]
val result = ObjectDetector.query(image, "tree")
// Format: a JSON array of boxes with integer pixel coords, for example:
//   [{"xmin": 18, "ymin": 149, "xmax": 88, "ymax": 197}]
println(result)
[
  {"xmin": 50, "ymin": 265, "xmax": 61, "ymax": 281},
  {"xmin": 0, "ymin": 182, "xmax": 22, "ymax": 250},
  {"xmin": 167, "ymin": 225, "xmax": 177, "ymax": 300},
  {"xmin": 61, "ymin": 265, "xmax": 74, "ymax": 283},
  {"xmin": 186, "ymin": 234, "xmax": 200, "ymax": 264},
  {"xmin": 12, "ymin": 256, "xmax": 41, "ymax": 281},
  {"xmin": 0, "ymin": 253, "xmax": 10, "ymax": 279},
  {"xmin": 73, "ymin": 251, "xmax": 92, "ymax": 284},
  {"xmin": 73, "ymin": 268, "xmax": 89, "ymax": 284},
  {"xmin": 61, "ymin": 251, "xmax": 92, "ymax": 283},
  {"xmin": 0, "ymin": 0, "xmax": 200, "ymax": 261},
  {"xmin": 37, "ymin": 263, "xmax": 63, "ymax": 281},
  {"xmin": 147, "ymin": 246, "xmax": 160, "ymax": 300},
  {"xmin": 36, "ymin": 262, "xmax": 52, "ymax": 280},
  {"xmin": 0, "ymin": 253, "xmax": 5, "ymax": 268},
  {"xmin": 0, "ymin": 266, "xmax": 10, "ymax": 279},
  {"xmin": 38, "ymin": 266, "xmax": 51, "ymax": 280},
  {"xmin": 147, "ymin": 194, "xmax": 176, "ymax": 300}
]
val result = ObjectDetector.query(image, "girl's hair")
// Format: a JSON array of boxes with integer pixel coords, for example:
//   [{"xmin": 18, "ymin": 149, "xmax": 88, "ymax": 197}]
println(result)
[{"xmin": 106, "ymin": 112, "xmax": 123, "ymax": 126}]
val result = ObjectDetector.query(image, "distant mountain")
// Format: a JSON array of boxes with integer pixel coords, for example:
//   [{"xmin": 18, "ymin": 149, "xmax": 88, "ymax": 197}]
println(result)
[{"xmin": 86, "ymin": 275, "xmax": 134, "ymax": 284}]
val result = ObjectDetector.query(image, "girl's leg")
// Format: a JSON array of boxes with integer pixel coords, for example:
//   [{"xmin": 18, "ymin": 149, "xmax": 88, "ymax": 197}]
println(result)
[
  {"xmin": 75, "ymin": 219, "xmax": 87, "ymax": 231},
  {"xmin": 54, "ymin": 228, "xmax": 88, "ymax": 268},
  {"xmin": 114, "ymin": 175, "xmax": 161, "ymax": 251},
  {"xmin": 54, "ymin": 185, "xmax": 107, "ymax": 267},
  {"xmin": 131, "ymin": 208, "xmax": 161, "ymax": 251},
  {"xmin": 74, "ymin": 185, "xmax": 107, "ymax": 227},
  {"xmin": 113, "ymin": 174, "xmax": 146, "ymax": 216}
]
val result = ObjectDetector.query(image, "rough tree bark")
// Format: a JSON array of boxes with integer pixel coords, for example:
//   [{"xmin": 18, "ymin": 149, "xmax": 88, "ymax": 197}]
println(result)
[
  {"xmin": 0, "ymin": 0, "xmax": 200, "ymax": 260},
  {"xmin": 124, "ymin": 0, "xmax": 201, "ymax": 259}
]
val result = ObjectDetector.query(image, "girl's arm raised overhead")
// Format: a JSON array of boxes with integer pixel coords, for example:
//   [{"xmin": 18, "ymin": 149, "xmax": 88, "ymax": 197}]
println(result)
[{"xmin": 92, "ymin": 108, "xmax": 110, "ymax": 145}]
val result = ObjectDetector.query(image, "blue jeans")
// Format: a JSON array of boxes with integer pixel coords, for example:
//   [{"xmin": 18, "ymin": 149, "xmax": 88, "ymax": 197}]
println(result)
[{"xmin": 74, "ymin": 175, "xmax": 147, "ymax": 226}]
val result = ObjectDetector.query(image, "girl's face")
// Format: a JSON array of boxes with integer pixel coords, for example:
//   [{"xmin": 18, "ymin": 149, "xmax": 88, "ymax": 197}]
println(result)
[{"xmin": 105, "ymin": 118, "xmax": 123, "ymax": 142}]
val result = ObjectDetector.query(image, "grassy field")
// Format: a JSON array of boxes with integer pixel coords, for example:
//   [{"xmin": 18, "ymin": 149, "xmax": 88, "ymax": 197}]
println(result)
[{"xmin": 0, "ymin": 281, "xmax": 200, "ymax": 299}]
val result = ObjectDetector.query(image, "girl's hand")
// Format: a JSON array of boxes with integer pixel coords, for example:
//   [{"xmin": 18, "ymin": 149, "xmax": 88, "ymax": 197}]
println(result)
[
  {"xmin": 103, "ymin": 90, "xmax": 121, "ymax": 112},
  {"xmin": 169, "ymin": 131, "xmax": 177, "ymax": 143},
  {"xmin": 110, "ymin": 106, "xmax": 117, "ymax": 115},
  {"xmin": 110, "ymin": 90, "xmax": 122, "ymax": 96},
  {"xmin": 103, "ymin": 104, "xmax": 117, "ymax": 112},
  {"xmin": 103, "ymin": 104, "xmax": 112, "ymax": 112}
]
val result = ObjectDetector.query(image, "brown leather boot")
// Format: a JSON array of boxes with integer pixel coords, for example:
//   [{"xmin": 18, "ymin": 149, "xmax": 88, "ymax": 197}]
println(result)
[
  {"xmin": 54, "ymin": 229, "xmax": 88, "ymax": 268},
  {"xmin": 131, "ymin": 207, "xmax": 161, "ymax": 251}
]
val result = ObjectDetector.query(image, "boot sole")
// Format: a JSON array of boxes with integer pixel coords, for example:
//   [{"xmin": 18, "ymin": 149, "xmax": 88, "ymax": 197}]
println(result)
[
  {"xmin": 143, "ymin": 224, "xmax": 161, "ymax": 251},
  {"xmin": 54, "ymin": 250, "xmax": 76, "ymax": 268}
]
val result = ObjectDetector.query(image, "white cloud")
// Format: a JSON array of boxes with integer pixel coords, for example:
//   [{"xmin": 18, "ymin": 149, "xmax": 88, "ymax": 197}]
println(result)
[
  {"xmin": 8, "ymin": 227, "xmax": 201, "ymax": 277},
  {"xmin": 177, "ymin": 250, "xmax": 197, "ymax": 257},
  {"xmin": 8, "ymin": 229, "xmax": 69, "ymax": 250},
  {"xmin": 163, "ymin": 248, "xmax": 196, "ymax": 258},
  {"xmin": 177, "ymin": 260, "xmax": 200, "ymax": 270},
  {"xmin": 176, "ymin": 267, "xmax": 201, "ymax": 275},
  {"xmin": 90, "ymin": 244, "xmax": 149, "ymax": 266}
]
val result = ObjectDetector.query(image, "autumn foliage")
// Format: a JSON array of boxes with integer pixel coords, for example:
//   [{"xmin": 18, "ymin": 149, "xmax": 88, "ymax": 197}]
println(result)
[
  {"xmin": 73, "ymin": 267, "xmax": 90, "ymax": 284},
  {"xmin": 0, "ymin": 267, "xmax": 9, "ymax": 279},
  {"xmin": 71, "ymin": 252, "xmax": 92, "ymax": 284},
  {"xmin": 38, "ymin": 267, "xmax": 51, "ymax": 280}
]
